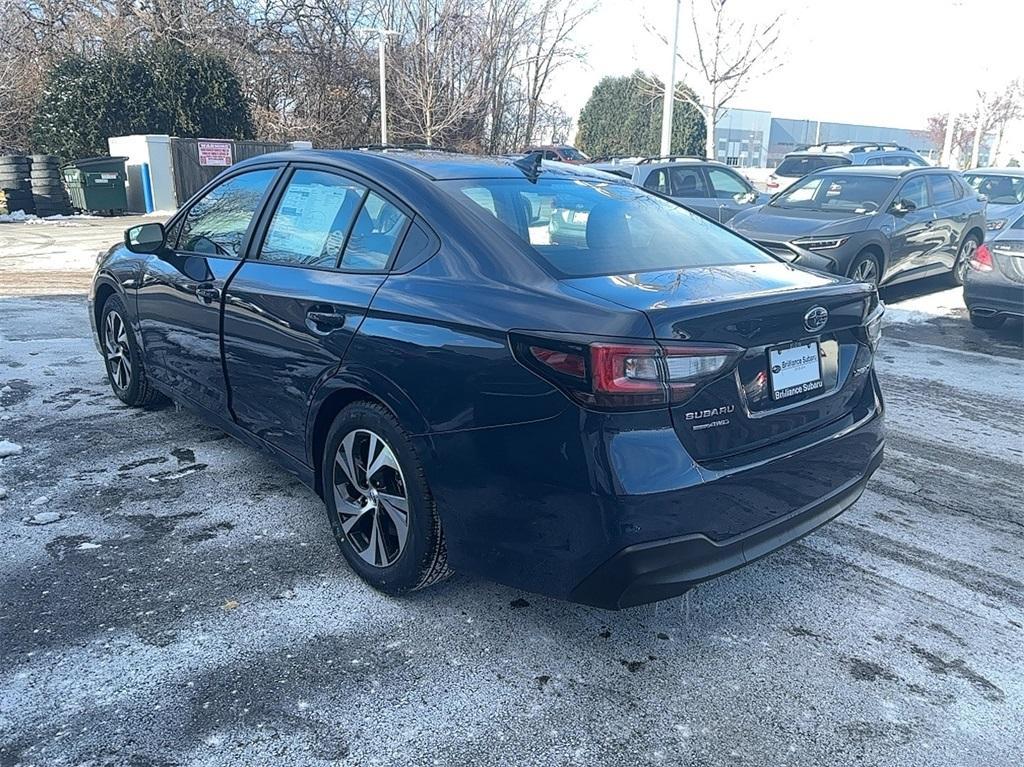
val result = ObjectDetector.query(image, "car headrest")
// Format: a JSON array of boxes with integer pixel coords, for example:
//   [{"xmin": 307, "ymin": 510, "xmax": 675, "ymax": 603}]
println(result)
[{"xmin": 586, "ymin": 201, "xmax": 632, "ymax": 250}]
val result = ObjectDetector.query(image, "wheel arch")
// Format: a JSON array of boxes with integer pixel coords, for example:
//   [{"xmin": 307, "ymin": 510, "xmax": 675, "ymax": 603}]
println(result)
[
  {"xmin": 93, "ymin": 275, "xmax": 126, "ymax": 335},
  {"xmin": 307, "ymin": 371, "xmax": 430, "ymax": 499},
  {"xmin": 854, "ymin": 242, "xmax": 887, "ymax": 278},
  {"xmin": 964, "ymin": 226, "xmax": 984, "ymax": 247}
]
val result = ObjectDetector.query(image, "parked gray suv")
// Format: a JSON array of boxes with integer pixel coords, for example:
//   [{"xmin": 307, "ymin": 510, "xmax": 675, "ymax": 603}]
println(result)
[
  {"xmin": 762, "ymin": 142, "xmax": 929, "ymax": 194},
  {"xmin": 627, "ymin": 156, "xmax": 769, "ymax": 223},
  {"xmin": 731, "ymin": 166, "xmax": 986, "ymax": 287}
]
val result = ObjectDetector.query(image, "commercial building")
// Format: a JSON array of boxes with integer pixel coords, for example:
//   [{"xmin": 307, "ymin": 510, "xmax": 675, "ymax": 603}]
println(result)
[{"xmin": 710, "ymin": 107, "xmax": 942, "ymax": 169}]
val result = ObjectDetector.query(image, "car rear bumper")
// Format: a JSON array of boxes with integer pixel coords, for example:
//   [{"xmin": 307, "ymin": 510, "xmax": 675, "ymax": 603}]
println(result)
[
  {"xmin": 569, "ymin": 442, "xmax": 882, "ymax": 609},
  {"xmin": 422, "ymin": 373, "xmax": 884, "ymax": 607},
  {"xmin": 964, "ymin": 272, "xmax": 1024, "ymax": 317}
]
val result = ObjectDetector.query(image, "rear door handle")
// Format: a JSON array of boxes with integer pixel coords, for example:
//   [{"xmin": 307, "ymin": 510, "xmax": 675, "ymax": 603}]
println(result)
[
  {"xmin": 196, "ymin": 284, "xmax": 220, "ymax": 304},
  {"xmin": 306, "ymin": 309, "xmax": 347, "ymax": 335}
]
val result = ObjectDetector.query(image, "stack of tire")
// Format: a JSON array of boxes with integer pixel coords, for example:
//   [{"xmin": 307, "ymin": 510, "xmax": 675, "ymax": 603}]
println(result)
[
  {"xmin": 29, "ymin": 154, "xmax": 73, "ymax": 217},
  {"xmin": 0, "ymin": 154, "xmax": 35, "ymax": 216}
]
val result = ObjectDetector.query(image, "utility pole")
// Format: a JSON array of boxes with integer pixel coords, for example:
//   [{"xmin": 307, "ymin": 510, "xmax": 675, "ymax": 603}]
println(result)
[
  {"xmin": 659, "ymin": 0, "xmax": 682, "ymax": 157},
  {"xmin": 358, "ymin": 28, "xmax": 398, "ymax": 145}
]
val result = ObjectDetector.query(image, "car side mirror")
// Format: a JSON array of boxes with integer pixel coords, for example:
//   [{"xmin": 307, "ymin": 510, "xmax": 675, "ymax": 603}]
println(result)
[
  {"xmin": 890, "ymin": 198, "xmax": 916, "ymax": 215},
  {"xmin": 124, "ymin": 223, "xmax": 167, "ymax": 254}
]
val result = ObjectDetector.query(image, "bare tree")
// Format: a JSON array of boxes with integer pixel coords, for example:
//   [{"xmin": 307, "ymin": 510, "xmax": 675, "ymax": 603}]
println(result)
[
  {"xmin": 520, "ymin": 0, "xmax": 594, "ymax": 147},
  {"xmin": 648, "ymin": 0, "xmax": 783, "ymax": 159}
]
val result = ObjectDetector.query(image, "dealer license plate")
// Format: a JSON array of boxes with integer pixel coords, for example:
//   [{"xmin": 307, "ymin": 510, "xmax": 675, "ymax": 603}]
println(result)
[{"xmin": 768, "ymin": 341, "xmax": 823, "ymax": 400}]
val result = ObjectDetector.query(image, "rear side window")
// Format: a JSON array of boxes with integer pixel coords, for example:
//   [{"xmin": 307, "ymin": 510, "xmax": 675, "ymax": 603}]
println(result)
[
  {"xmin": 642, "ymin": 169, "xmax": 671, "ymax": 195},
  {"xmin": 340, "ymin": 192, "xmax": 410, "ymax": 271},
  {"xmin": 442, "ymin": 177, "xmax": 774, "ymax": 278},
  {"xmin": 259, "ymin": 170, "xmax": 367, "ymax": 267},
  {"xmin": 928, "ymin": 174, "xmax": 959, "ymax": 205},
  {"xmin": 775, "ymin": 155, "xmax": 851, "ymax": 177},
  {"xmin": 177, "ymin": 169, "xmax": 277, "ymax": 257}
]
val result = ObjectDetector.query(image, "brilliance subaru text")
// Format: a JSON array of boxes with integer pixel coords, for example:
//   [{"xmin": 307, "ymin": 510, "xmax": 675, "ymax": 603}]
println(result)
[{"xmin": 89, "ymin": 149, "xmax": 884, "ymax": 609}]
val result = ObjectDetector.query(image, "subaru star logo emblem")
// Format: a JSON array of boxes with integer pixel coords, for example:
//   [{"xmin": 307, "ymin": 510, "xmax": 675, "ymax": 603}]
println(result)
[{"xmin": 804, "ymin": 306, "xmax": 828, "ymax": 332}]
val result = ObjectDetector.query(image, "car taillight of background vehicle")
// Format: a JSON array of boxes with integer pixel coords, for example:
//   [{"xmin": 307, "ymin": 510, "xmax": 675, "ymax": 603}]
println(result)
[
  {"xmin": 969, "ymin": 243, "xmax": 994, "ymax": 272},
  {"xmin": 512, "ymin": 333, "xmax": 742, "ymax": 409}
]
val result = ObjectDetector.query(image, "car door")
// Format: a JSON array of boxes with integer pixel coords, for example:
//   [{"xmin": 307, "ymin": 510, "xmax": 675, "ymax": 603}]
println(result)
[
  {"xmin": 135, "ymin": 166, "xmax": 281, "ymax": 415},
  {"xmin": 887, "ymin": 175, "xmax": 937, "ymax": 279},
  {"xmin": 704, "ymin": 166, "xmax": 760, "ymax": 222},
  {"xmin": 926, "ymin": 173, "xmax": 969, "ymax": 269},
  {"xmin": 221, "ymin": 165, "xmax": 413, "ymax": 463}
]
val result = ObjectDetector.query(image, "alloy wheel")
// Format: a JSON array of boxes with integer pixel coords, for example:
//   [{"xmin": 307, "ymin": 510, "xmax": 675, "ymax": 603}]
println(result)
[
  {"xmin": 103, "ymin": 311, "xmax": 132, "ymax": 390},
  {"xmin": 956, "ymin": 239, "xmax": 977, "ymax": 283},
  {"xmin": 332, "ymin": 429, "xmax": 410, "ymax": 568},
  {"xmin": 852, "ymin": 258, "xmax": 878, "ymax": 286}
]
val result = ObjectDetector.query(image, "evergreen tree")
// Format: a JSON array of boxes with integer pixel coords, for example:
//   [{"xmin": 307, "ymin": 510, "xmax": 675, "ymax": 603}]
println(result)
[
  {"xmin": 576, "ymin": 71, "xmax": 705, "ymax": 159},
  {"xmin": 31, "ymin": 46, "xmax": 253, "ymax": 159}
]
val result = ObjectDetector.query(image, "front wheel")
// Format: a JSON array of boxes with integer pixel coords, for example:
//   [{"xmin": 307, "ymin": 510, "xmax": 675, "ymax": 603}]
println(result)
[
  {"xmin": 848, "ymin": 252, "xmax": 881, "ymax": 287},
  {"xmin": 322, "ymin": 402, "xmax": 451, "ymax": 595},
  {"xmin": 100, "ymin": 295, "xmax": 164, "ymax": 407},
  {"xmin": 952, "ymin": 235, "xmax": 979, "ymax": 286}
]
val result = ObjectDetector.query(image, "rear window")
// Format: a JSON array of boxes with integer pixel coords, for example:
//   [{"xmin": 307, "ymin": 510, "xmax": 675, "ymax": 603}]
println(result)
[
  {"xmin": 775, "ymin": 155, "xmax": 851, "ymax": 177},
  {"xmin": 440, "ymin": 177, "xmax": 774, "ymax": 278}
]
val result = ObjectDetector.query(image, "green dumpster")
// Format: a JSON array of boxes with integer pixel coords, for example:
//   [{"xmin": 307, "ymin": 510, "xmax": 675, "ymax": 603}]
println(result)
[{"xmin": 61, "ymin": 156, "xmax": 129, "ymax": 214}]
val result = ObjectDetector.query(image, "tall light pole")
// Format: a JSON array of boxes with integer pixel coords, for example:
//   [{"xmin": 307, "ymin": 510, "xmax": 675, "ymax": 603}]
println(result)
[
  {"xmin": 659, "ymin": 0, "xmax": 682, "ymax": 157},
  {"xmin": 358, "ymin": 28, "xmax": 398, "ymax": 145}
]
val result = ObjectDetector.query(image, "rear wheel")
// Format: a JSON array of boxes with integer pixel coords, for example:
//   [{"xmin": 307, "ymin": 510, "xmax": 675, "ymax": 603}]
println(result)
[
  {"xmin": 322, "ymin": 402, "xmax": 450, "ymax": 595},
  {"xmin": 969, "ymin": 312, "xmax": 1005, "ymax": 330},
  {"xmin": 848, "ymin": 252, "xmax": 881, "ymax": 287},
  {"xmin": 952, "ymin": 235, "xmax": 979, "ymax": 286},
  {"xmin": 100, "ymin": 295, "xmax": 164, "ymax": 407}
]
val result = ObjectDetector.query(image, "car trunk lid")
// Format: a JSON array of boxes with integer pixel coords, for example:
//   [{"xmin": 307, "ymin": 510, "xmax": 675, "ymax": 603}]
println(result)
[{"xmin": 564, "ymin": 262, "xmax": 878, "ymax": 462}]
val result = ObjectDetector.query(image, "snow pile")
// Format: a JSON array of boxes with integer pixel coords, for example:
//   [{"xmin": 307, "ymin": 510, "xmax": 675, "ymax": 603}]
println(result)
[
  {"xmin": 0, "ymin": 439, "xmax": 23, "ymax": 458},
  {"xmin": 0, "ymin": 211, "xmax": 35, "ymax": 224}
]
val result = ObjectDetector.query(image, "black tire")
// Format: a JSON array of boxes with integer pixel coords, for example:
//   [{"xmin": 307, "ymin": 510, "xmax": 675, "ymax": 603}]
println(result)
[
  {"xmin": 847, "ymin": 251, "xmax": 882, "ymax": 287},
  {"xmin": 322, "ymin": 401, "xmax": 451, "ymax": 595},
  {"xmin": 952, "ymin": 234, "xmax": 980, "ymax": 286},
  {"xmin": 969, "ymin": 312, "xmax": 1006, "ymax": 330},
  {"xmin": 100, "ymin": 295, "xmax": 164, "ymax": 407}
]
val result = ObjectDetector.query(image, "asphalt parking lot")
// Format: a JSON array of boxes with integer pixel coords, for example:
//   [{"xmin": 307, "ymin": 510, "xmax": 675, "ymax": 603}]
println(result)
[{"xmin": 1, "ymin": 217, "xmax": 1022, "ymax": 766}]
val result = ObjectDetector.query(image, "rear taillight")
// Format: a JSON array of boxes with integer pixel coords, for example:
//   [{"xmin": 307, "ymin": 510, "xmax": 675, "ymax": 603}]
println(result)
[
  {"xmin": 513, "ymin": 334, "xmax": 742, "ymax": 410},
  {"xmin": 766, "ymin": 178, "xmax": 779, "ymax": 189},
  {"xmin": 970, "ymin": 243, "xmax": 994, "ymax": 272}
]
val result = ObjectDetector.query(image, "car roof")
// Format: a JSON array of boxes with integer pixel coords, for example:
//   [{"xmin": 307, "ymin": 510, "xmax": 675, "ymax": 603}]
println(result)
[
  {"xmin": 236, "ymin": 148, "xmax": 615, "ymax": 182},
  {"xmin": 813, "ymin": 164, "xmax": 948, "ymax": 178},
  {"xmin": 963, "ymin": 167, "xmax": 1024, "ymax": 177}
]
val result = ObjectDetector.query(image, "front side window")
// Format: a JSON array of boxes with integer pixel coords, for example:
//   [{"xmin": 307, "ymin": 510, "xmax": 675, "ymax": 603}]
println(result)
[
  {"xmin": 706, "ymin": 168, "xmax": 749, "ymax": 198},
  {"xmin": 340, "ymin": 192, "xmax": 409, "ymax": 271},
  {"xmin": 898, "ymin": 177, "xmax": 929, "ymax": 209},
  {"xmin": 667, "ymin": 167, "xmax": 708, "ymax": 197},
  {"xmin": 260, "ymin": 170, "xmax": 367, "ymax": 267},
  {"xmin": 442, "ymin": 177, "xmax": 775, "ymax": 278},
  {"xmin": 772, "ymin": 174, "xmax": 896, "ymax": 213},
  {"xmin": 178, "ymin": 169, "xmax": 277, "ymax": 257}
]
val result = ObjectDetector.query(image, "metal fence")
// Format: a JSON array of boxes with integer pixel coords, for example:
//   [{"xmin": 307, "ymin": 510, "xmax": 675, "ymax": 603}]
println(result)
[{"xmin": 169, "ymin": 138, "xmax": 289, "ymax": 205}]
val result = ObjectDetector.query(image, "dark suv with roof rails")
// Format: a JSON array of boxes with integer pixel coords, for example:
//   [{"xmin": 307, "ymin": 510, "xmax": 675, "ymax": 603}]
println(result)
[
  {"xmin": 731, "ymin": 165, "xmax": 986, "ymax": 287},
  {"xmin": 762, "ymin": 142, "xmax": 930, "ymax": 194},
  {"xmin": 90, "ymin": 147, "xmax": 884, "ymax": 609}
]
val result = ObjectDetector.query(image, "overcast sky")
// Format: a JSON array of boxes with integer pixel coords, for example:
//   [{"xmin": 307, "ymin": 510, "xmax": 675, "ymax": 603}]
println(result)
[{"xmin": 550, "ymin": 0, "xmax": 1023, "ymax": 132}]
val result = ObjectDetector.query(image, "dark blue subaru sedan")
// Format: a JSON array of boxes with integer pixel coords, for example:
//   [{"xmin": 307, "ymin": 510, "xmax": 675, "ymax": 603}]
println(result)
[{"xmin": 89, "ymin": 149, "xmax": 884, "ymax": 609}]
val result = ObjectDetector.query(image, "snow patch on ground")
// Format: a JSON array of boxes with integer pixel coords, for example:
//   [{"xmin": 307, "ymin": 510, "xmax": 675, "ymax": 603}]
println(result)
[
  {"xmin": 0, "ymin": 439, "xmax": 23, "ymax": 458},
  {"xmin": 883, "ymin": 286, "xmax": 965, "ymax": 325}
]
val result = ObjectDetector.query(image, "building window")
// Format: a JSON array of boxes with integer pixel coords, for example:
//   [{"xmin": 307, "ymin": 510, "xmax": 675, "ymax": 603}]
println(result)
[{"xmin": 726, "ymin": 156, "xmax": 740, "ymax": 166}]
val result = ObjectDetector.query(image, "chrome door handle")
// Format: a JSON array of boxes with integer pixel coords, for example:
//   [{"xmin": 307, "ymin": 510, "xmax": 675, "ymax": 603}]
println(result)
[{"xmin": 196, "ymin": 284, "xmax": 220, "ymax": 303}]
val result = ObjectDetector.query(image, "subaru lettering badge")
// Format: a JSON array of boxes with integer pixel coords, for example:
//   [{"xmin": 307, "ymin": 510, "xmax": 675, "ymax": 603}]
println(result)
[{"xmin": 804, "ymin": 306, "xmax": 828, "ymax": 332}]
